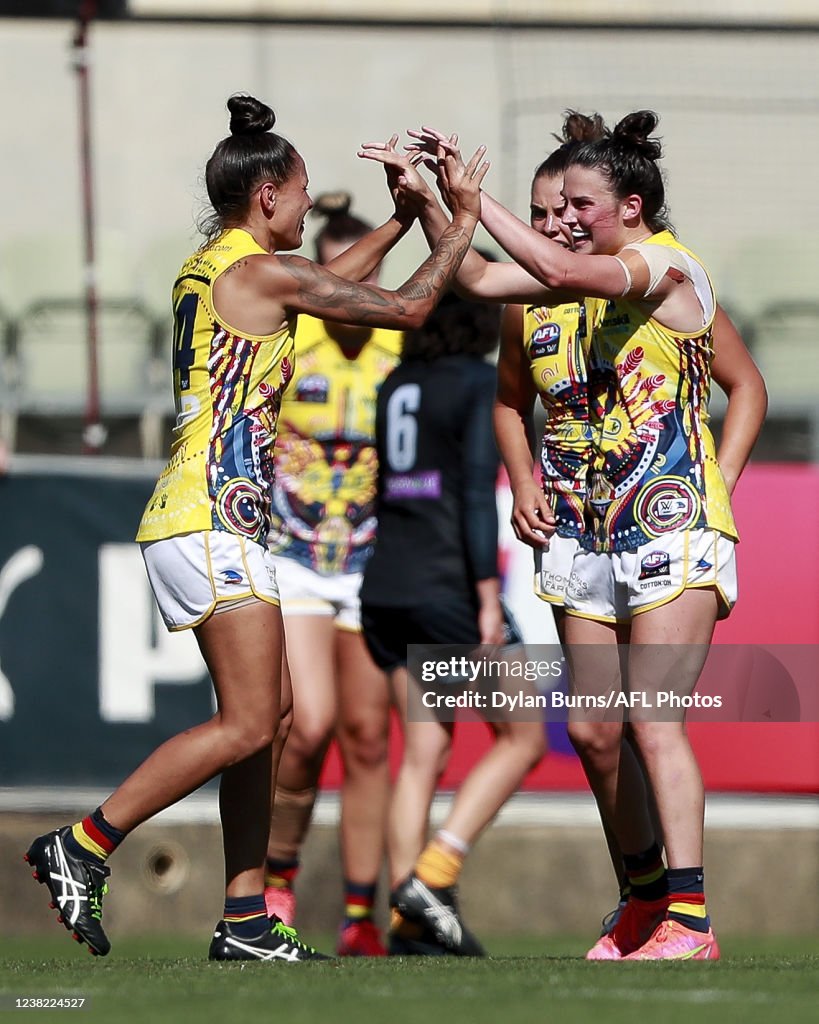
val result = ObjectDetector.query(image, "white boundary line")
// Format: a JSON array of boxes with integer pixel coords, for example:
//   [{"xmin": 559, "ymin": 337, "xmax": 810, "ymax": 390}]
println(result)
[{"xmin": 2, "ymin": 788, "xmax": 817, "ymax": 830}]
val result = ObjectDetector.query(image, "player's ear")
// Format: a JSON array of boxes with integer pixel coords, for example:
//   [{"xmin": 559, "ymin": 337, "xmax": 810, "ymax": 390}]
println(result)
[
  {"xmin": 259, "ymin": 182, "xmax": 277, "ymax": 216},
  {"xmin": 621, "ymin": 193, "xmax": 643, "ymax": 226}
]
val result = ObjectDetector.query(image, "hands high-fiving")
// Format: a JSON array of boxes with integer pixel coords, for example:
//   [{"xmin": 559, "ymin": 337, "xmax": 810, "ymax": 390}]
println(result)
[{"xmin": 359, "ymin": 127, "xmax": 489, "ymax": 221}]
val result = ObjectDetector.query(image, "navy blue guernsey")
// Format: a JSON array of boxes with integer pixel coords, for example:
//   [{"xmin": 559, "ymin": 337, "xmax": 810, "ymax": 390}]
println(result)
[{"xmin": 361, "ymin": 354, "xmax": 499, "ymax": 607}]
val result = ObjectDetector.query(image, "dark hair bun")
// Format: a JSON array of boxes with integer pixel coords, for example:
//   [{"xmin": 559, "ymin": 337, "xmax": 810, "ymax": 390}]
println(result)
[
  {"xmin": 612, "ymin": 111, "xmax": 662, "ymax": 159},
  {"xmin": 562, "ymin": 110, "xmax": 606, "ymax": 144},
  {"xmin": 227, "ymin": 94, "xmax": 276, "ymax": 136},
  {"xmin": 312, "ymin": 191, "xmax": 353, "ymax": 218}
]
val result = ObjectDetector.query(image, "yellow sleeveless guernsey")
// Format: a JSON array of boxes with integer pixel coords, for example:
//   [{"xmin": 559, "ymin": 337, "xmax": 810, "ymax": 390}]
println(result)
[
  {"xmin": 136, "ymin": 228, "xmax": 295, "ymax": 546},
  {"xmin": 523, "ymin": 299, "xmax": 597, "ymax": 540},
  {"xmin": 267, "ymin": 315, "xmax": 402, "ymax": 576},
  {"xmin": 584, "ymin": 231, "xmax": 737, "ymax": 552}
]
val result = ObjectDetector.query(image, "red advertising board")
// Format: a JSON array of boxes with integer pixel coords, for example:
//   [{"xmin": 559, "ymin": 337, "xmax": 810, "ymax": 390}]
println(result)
[{"xmin": 320, "ymin": 464, "xmax": 819, "ymax": 793}]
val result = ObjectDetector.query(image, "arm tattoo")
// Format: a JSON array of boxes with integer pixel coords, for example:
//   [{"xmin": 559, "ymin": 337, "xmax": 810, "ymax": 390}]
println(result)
[
  {"xmin": 278, "ymin": 256, "xmax": 406, "ymax": 325},
  {"xmin": 223, "ymin": 258, "xmax": 249, "ymax": 276},
  {"xmin": 397, "ymin": 222, "xmax": 472, "ymax": 303},
  {"xmin": 278, "ymin": 218, "xmax": 474, "ymax": 327}
]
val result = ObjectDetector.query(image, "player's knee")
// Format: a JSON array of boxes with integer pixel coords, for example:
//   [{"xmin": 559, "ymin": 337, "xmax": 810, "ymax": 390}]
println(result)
[
  {"xmin": 222, "ymin": 719, "xmax": 277, "ymax": 761},
  {"xmin": 495, "ymin": 722, "xmax": 546, "ymax": 769},
  {"xmin": 338, "ymin": 719, "xmax": 389, "ymax": 771},
  {"xmin": 286, "ymin": 714, "xmax": 334, "ymax": 760},
  {"xmin": 626, "ymin": 721, "xmax": 668, "ymax": 761},
  {"xmin": 404, "ymin": 735, "xmax": 451, "ymax": 779},
  {"xmin": 433, "ymin": 741, "xmax": 453, "ymax": 779},
  {"xmin": 522, "ymin": 727, "xmax": 547, "ymax": 769},
  {"xmin": 567, "ymin": 721, "xmax": 620, "ymax": 765}
]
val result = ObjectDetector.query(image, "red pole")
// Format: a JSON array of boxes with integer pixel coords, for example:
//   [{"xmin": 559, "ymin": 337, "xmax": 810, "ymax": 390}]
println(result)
[{"xmin": 73, "ymin": 0, "xmax": 105, "ymax": 453}]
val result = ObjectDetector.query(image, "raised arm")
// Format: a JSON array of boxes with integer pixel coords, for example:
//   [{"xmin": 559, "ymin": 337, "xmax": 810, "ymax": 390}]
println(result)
[
  {"xmin": 323, "ymin": 136, "xmax": 415, "ymax": 282},
  {"xmin": 709, "ymin": 306, "xmax": 768, "ymax": 494},
  {"xmin": 359, "ymin": 139, "xmax": 563, "ymax": 304},
  {"xmin": 493, "ymin": 303, "xmax": 554, "ymax": 548},
  {"xmin": 407, "ymin": 128, "xmax": 649, "ymax": 303},
  {"xmin": 479, "ymin": 190, "xmax": 638, "ymax": 299},
  {"xmin": 322, "ymin": 216, "xmax": 411, "ymax": 282},
  {"xmin": 216, "ymin": 147, "xmax": 488, "ymax": 332}
]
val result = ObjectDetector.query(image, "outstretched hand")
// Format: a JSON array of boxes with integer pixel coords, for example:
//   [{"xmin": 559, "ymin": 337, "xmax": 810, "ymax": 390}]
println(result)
[
  {"xmin": 405, "ymin": 127, "xmax": 485, "ymax": 216},
  {"xmin": 406, "ymin": 126, "xmax": 462, "ymax": 164},
  {"xmin": 358, "ymin": 135, "xmax": 434, "ymax": 220},
  {"xmin": 436, "ymin": 142, "xmax": 489, "ymax": 222}
]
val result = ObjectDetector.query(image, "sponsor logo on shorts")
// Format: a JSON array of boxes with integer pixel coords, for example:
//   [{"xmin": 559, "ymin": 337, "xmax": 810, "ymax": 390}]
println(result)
[
  {"xmin": 634, "ymin": 477, "xmax": 701, "ymax": 537},
  {"xmin": 638, "ymin": 550, "xmax": 670, "ymax": 580},
  {"xmin": 695, "ymin": 558, "xmax": 713, "ymax": 572},
  {"xmin": 529, "ymin": 322, "xmax": 561, "ymax": 358},
  {"xmin": 567, "ymin": 571, "xmax": 589, "ymax": 598},
  {"xmin": 295, "ymin": 374, "xmax": 329, "ymax": 403},
  {"xmin": 541, "ymin": 570, "xmax": 569, "ymax": 593},
  {"xmin": 223, "ymin": 570, "xmax": 244, "ymax": 585}
]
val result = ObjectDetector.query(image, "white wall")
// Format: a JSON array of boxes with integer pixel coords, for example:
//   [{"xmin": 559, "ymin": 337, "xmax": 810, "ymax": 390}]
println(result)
[{"xmin": 1, "ymin": 19, "xmax": 817, "ymax": 317}]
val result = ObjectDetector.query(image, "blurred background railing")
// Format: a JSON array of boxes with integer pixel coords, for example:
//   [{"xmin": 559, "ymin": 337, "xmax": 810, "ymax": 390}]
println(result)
[{"xmin": 1, "ymin": 2, "xmax": 818, "ymax": 458}]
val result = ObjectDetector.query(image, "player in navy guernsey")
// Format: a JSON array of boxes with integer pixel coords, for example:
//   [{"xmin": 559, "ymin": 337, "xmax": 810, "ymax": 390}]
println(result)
[{"xmin": 361, "ymin": 291, "xmax": 545, "ymax": 957}]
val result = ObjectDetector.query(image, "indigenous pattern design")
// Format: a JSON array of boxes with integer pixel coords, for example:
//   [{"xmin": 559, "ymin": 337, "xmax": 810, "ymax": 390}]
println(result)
[
  {"xmin": 524, "ymin": 299, "xmax": 599, "ymax": 539},
  {"xmin": 582, "ymin": 231, "xmax": 737, "ymax": 552},
  {"xmin": 137, "ymin": 229, "xmax": 295, "ymax": 546},
  {"xmin": 268, "ymin": 316, "xmax": 402, "ymax": 575}
]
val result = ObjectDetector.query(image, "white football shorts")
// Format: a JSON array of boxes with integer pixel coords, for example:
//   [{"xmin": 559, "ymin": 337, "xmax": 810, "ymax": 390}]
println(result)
[
  {"xmin": 564, "ymin": 528, "xmax": 737, "ymax": 623},
  {"xmin": 141, "ymin": 530, "xmax": 280, "ymax": 631},
  {"xmin": 270, "ymin": 555, "xmax": 363, "ymax": 632}
]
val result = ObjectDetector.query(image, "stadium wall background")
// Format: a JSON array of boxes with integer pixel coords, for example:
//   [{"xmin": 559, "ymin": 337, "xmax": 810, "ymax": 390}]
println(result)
[
  {"xmin": 0, "ymin": 459, "xmax": 817, "ymax": 794},
  {"xmin": 0, "ymin": 19, "xmax": 818, "ymax": 322}
]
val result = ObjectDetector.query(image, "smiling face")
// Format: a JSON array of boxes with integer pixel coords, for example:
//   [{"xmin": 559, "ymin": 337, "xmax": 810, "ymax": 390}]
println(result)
[
  {"xmin": 560, "ymin": 164, "xmax": 639, "ymax": 255},
  {"xmin": 529, "ymin": 172, "xmax": 572, "ymax": 248},
  {"xmin": 268, "ymin": 154, "xmax": 314, "ymax": 251}
]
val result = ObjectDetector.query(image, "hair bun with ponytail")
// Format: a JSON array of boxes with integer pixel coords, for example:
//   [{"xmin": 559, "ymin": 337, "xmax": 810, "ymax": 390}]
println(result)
[
  {"xmin": 227, "ymin": 94, "xmax": 277, "ymax": 136},
  {"xmin": 612, "ymin": 111, "xmax": 663, "ymax": 160},
  {"xmin": 561, "ymin": 110, "xmax": 607, "ymax": 145}
]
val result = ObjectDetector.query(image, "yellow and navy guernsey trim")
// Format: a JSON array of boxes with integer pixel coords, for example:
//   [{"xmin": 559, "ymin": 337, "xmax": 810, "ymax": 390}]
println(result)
[
  {"xmin": 136, "ymin": 229, "xmax": 295, "ymax": 546},
  {"xmin": 523, "ymin": 298, "xmax": 599, "ymax": 541},
  {"xmin": 267, "ymin": 315, "xmax": 402, "ymax": 576},
  {"xmin": 583, "ymin": 231, "xmax": 738, "ymax": 553}
]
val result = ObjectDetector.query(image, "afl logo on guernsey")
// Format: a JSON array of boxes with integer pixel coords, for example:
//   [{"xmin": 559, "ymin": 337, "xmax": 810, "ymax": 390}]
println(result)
[
  {"xmin": 634, "ymin": 477, "xmax": 701, "ymax": 537},
  {"xmin": 529, "ymin": 323, "xmax": 561, "ymax": 359}
]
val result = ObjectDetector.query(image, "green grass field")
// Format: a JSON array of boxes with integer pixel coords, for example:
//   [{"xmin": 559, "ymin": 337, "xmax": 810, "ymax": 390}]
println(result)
[{"xmin": 2, "ymin": 934, "xmax": 818, "ymax": 1024}]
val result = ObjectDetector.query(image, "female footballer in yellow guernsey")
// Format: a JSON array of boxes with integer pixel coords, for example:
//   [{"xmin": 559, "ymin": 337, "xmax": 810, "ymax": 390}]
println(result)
[
  {"xmin": 361, "ymin": 113, "xmax": 645, "ymax": 943},
  {"xmin": 23, "ymin": 93, "xmax": 488, "ymax": 961},
  {"xmin": 357, "ymin": 115, "xmax": 604, "ymax": 952},
  {"xmin": 264, "ymin": 193, "xmax": 402, "ymax": 956},
  {"xmin": 416, "ymin": 111, "xmax": 766, "ymax": 961},
  {"xmin": 491, "ymin": 122, "xmax": 657, "ymax": 932}
]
